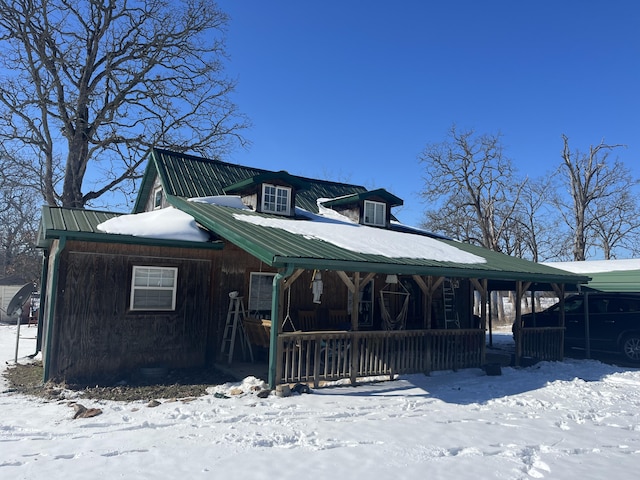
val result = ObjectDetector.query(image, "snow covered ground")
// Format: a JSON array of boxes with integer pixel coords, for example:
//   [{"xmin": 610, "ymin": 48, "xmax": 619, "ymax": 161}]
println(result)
[{"xmin": 1, "ymin": 323, "xmax": 639, "ymax": 479}]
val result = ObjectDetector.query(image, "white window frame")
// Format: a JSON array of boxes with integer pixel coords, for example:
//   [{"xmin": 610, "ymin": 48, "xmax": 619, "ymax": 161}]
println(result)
[
  {"xmin": 153, "ymin": 187, "xmax": 163, "ymax": 210},
  {"xmin": 261, "ymin": 183, "xmax": 291, "ymax": 215},
  {"xmin": 364, "ymin": 200, "xmax": 386, "ymax": 226},
  {"xmin": 248, "ymin": 272, "xmax": 276, "ymax": 316},
  {"xmin": 130, "ymin": 266, "xmax": 178, "ymax": 311}
]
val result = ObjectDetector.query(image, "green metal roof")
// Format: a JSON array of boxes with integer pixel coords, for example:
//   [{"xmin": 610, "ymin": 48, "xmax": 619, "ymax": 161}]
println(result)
[
  {"xmin": 544, "ymin": 261, "xmax": 640, "ymax": 292},
  {"xmin": 38, "ymin": 205, "xmax": 223, "ymax": 250},
  {"xmin": 168, "ymin": 195, "xmax": 590, "ymax": 285},
  {"xmin": 134, "ymin": 148, "xmax": 370, "ymax": 214},
  {"xmin": 584, "ymin": 270, "xmax": 640, "ymax": 292}
]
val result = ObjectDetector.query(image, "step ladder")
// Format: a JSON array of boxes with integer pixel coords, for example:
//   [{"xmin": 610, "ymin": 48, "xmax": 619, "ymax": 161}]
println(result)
[
  {"xmin": 443, "ymin": 279, "xmax": 460, "ymax": 329},
  {"xmin": 220, "ymin": 294, "xmax": 253, "ymax": 364}
]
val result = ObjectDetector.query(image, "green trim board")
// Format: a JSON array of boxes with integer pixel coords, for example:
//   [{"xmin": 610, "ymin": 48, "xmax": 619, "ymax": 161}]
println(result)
[
  {"xmin": 223, "ymin": 170, "xmax": 310, "ymax": 193},
  {"xmin": 320, "ymin": 188, "xmax": 403, "ymax": 208}
]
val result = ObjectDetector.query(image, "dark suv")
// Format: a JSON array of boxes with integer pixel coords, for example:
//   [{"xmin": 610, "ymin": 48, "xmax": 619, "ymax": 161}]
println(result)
[{"xmin": 519, "ymin": 293, "xmax": 640, "ymax": 363}]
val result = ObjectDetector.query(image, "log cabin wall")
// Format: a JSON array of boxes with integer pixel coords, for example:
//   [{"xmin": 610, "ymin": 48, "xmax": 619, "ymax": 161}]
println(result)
[{"xmin": 49, "ymin": 240, "xmax": 214, "ymax": 382}]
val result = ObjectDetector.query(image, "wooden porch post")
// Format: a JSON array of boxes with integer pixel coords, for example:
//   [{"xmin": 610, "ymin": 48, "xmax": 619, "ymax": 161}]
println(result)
[
  {"xmin": 552, "ymin": 283, "xmax": 567, "ymax": 360},
  {"xmin": 514, "ymin": 281, "xmax": 523, "ymax": 367},
  {"xmin": 268, "ymin": 265, "xmax": 295, "ymax": 389},
  {"xmin": 350, "ymin": 272, "xmax": 360, "ymax": 384},
  {"xmin": 513, "ymin": 281, "xmax": 532, "ymax": 367},
  {"xmin": 470, "ymin": 278, "xmax": 488, "ymax": 364}
]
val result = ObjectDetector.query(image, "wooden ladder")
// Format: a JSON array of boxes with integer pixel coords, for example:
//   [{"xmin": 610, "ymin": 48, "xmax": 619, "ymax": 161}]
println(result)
[
  {"xmin": 443, "ymin": 279, "xmax": 460, "ymax": 329},
  {"xmin": 220, "ymin": 295, "xmax": 253, "ymax": 364}
]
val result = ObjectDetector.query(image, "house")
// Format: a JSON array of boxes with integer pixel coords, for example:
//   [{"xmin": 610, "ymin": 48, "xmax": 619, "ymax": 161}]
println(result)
[{"xmin": 36, "ymin": 148, "xmax": 590, "ymax": 387}]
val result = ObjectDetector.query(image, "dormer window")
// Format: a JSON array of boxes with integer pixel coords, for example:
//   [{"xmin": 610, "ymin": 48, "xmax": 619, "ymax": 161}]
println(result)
[
  {"xmin": 153, "ymin": 187, "xmax": 163, "ymax": 209},
  {"xmin": 364, "ymin": 200, "xmax": 386, "ymax": 226},
  {"xmin": 262, "ymin": 184, "xmax": 291, "ymax": 215}
]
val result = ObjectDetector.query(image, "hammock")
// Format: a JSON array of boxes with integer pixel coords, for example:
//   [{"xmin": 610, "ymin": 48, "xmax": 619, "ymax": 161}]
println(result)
[{"xmin": 379, "ymin": 285, "xmax": 410, "ymax": 330}]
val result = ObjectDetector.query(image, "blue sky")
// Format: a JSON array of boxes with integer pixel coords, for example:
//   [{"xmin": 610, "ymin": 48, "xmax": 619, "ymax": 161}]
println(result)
[{"xmin": 217, "ymin": 1, "xmax": 640, "ymax": 227}]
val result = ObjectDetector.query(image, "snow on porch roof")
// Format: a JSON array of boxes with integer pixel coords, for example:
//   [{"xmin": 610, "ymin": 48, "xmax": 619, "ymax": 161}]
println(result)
[
  {"xmin": 544, "ymin": 259, "xmax": 640, "ymax": 292},
  {"xmin": 170, "ymin": 195, "xmax": 591, "ymax": 285}
]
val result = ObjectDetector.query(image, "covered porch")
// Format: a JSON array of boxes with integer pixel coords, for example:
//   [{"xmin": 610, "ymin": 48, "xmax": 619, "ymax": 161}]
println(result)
[{"xmin": 234, "ymin": 267, "xmax": 584, "ymax": 389}]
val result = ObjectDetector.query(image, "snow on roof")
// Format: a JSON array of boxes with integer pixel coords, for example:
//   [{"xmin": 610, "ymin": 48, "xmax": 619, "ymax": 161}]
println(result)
[
  {"xmin": 95, "ymin": 196, "xmax": 485, "ymax": 263},
  {"xmin": 97, "ymin": 207, "xmax": 209, "ymax": 242},
  {"xmin": 234, "ymin": 207, "xmax": 486, "ymax": 264},
  {"xmin": 188, "ymin": 195, "xmax": 249, "ymax": 210},
  {"xmin": 544, "ymin": 259, "xmax": 640, "ymax": 274}
]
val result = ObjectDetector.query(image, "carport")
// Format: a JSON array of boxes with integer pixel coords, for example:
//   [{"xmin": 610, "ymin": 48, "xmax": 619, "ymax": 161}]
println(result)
[{"xmin": 543, "ymin": 259, "xmax": 640, "ymax": 360}]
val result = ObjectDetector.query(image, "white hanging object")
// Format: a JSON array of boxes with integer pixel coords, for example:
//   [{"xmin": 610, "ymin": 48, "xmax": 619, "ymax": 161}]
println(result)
[{"xmin": 312, "ymin": 271, "xmax": 323, "ymax": 304}]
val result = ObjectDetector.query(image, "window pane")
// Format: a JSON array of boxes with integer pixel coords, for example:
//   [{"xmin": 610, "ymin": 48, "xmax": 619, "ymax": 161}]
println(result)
[
  {"xmin": 263, "ymin": 185, "xmax": 276, "ymax": 211},
  {"xmin": 364, "ymin": 201, "xmax": 385, "ymax": 226},
  {"xmin": 249, "ymin": 273, "xmax": 275, "ymax": 313},
  {"xmin": 276, "ymin": 188, "xmax": 288, "ymax": 212},
  {"xmin": 133, "ymin": 290, "xmax": 174, "ymax": 309}
]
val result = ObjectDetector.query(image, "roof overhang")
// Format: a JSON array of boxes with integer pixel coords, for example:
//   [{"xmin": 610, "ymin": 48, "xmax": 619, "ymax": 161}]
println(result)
[
  {"xmin": 223, "ymin": 170, "xmax": 310, "ymax": 193},
  {"xmin": 321, "ymin": 188, "xmax": 403, "ymax": 208},
  {"xmin": 38, "ymin": 205, "xmax": 224, "ymax": 251},
  {"xmin": 168, "ymin": 195, "xmax": 590, "ymax": 289}
]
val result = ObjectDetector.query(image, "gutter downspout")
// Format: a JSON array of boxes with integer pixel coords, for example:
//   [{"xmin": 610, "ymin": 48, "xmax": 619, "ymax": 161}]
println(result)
[
  {"xmin": 268, "ymin": 264, "xmax": 295, "ymax": 389},
  {"xmin": 42, "ymin": 236, "xmax": 66, "ymax": 383}
]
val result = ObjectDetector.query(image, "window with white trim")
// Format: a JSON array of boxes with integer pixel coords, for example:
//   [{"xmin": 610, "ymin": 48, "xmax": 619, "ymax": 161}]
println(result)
[
  {"xmin": 153, "ymin": 187, "xmax": 163, "ymax": 209},
  {"xmin": 364, "ymin": 200, "xmax": 386, "ymax": 226},
  {"xmin": 130, "ymin": 266, "xmax": 178, "ymax": 311},
  {"xmin": 249, "ymin": 272, "xmax": 276, "ymax": 317},
  {"xmin": 261, "ymin": 184, "xmax": 291, "ymax": 215}
]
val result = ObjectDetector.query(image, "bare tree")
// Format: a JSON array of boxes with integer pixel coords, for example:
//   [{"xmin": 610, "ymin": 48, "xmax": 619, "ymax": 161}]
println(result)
[
  {"xmin": 419, "ymin": 125, "xmax": 525, "ymax": 252},
  {"xmin": 0, "ymin": 0, "xmax": 248, "ymax": 208},
  {"xmin": 0, "ymin": 158, "xmax": 42, "ymax": 282},
  {"xmin": 557, "ymin": 135, "xmax": 630, "ymax": 261},
  {"xmin": 509, "ymin": 177, "xmax": 563, "ymax": 262},
  {"xmin": 590, "ymin": 186, "xmax": 640, "ymax": 259}
]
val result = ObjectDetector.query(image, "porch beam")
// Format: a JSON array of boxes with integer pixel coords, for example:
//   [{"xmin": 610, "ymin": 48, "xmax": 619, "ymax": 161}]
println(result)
[
  {"xmin": 282, "ymin": 268, "xmax": 305, "ymax": 290},
  {"xmin": 412, "ymin": 274, "xmax": 428, "ymax": 294},
  {"xmin": 336, "ymin": 270, "xmax": 355, "ymax": 293}
]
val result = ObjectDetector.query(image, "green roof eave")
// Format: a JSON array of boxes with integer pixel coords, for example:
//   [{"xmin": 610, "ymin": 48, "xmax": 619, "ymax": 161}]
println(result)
[
  {"xmin": 223, "ymin": 170, "xmax": 310, "ymax": 193},
  {"xmin": 39, "ymin": 229, "xmax": 223, "ymax": 251},
  {"xmin": 132, "ymin": 149, "xmax": 159, "ymax": 213},
  {"xmin": 269, "ymin": 255, "xmax": 590, "ymax": 282},
  {"xmin": 321, "ymin": 188, "xmax": 403, "ymax": 208},
  {"xmin": 37, "ymin": 204, "xmax": 223, "ymax": 251}
]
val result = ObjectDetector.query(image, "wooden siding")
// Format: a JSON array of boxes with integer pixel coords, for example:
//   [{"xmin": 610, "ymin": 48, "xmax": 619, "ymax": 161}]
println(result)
[
  {"xmin": 43, "ymin": 238, "xmax": 498, "ymax": 383},
  {"xmin": 48, "ymin": 241, "xmax": 213, "ymax": 382}
]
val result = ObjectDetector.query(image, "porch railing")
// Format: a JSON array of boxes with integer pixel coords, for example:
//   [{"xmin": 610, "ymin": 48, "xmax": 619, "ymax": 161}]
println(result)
[
  {"xmin": 278, "ymin": 329, "xmax": 485, "ymax": 387},
  {"xmin": 520, "ymin": 327, "xmax": 564, "ymax": 362}
]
